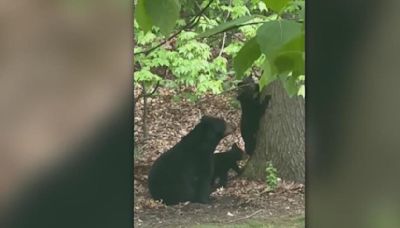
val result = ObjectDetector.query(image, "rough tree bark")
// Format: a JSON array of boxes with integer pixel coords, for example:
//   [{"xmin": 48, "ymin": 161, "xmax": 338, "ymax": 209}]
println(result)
[{"xmin": 243, "ymin": 80, "xmax": 305, "ymax": 183}]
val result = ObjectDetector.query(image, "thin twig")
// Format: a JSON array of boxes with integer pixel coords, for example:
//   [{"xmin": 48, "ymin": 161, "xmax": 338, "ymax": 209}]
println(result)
[
  {"xmin": 218, "ymin": 0, "xmax": 232, "ymax": 56},
  {"xmin": 134, "ymin": 20, "xmax": 196, "ymax": 56},
  {"xmin": 227, "ymin": 209, "xmax": 263, "ymax": 224},
  {"xmin": 134, "ymin": 80, "xmax": 161, "ymax": 103},
  {"xmin": 141, "ymin": 82, "xmax": 148, "ymax": 140},
  {"xmin": 195, "ymin": 87, "xmax": 237, "ymax": 105},
  {"xmin": 219, "ymin": 33, "xmax": 227, "ymax": 56},
  {"xmin": 194, "ymin": 81, "xmax": 253, "ymax": 105},
  {"xmin": 145, "ymin": 81, "xmax": 161, "ymax": 97},
  {"xmin": 199, "ymin": 20, "xmax": 267, "ymax": 41},
  {"xmin": 181, "ymin": 18, "xmax": 268, "ymax": 45},
  {"xmin": 134, "ymin": 0, "xmax": 216, "ymax": 56}
]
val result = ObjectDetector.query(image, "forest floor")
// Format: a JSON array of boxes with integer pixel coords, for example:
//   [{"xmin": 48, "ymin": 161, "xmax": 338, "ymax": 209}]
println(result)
[{"xmin": 134, "ymin": 87, "xmax": 305, "ymax": 227}]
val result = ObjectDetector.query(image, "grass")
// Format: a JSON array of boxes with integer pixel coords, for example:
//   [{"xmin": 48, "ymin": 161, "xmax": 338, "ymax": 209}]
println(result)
[{"xmin": 192, "ymin": 216, "xmax": 305, "ymax": 228}]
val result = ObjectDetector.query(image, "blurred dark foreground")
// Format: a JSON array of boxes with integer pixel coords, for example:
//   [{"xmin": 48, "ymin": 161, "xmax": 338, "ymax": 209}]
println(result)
[
  {"xmin": 308, "ymin": 0, "xmax": 400, "ymax": 227},
  {"xmin": 0, "ymin": 0, "xmax": 132, "ymax": 227}
]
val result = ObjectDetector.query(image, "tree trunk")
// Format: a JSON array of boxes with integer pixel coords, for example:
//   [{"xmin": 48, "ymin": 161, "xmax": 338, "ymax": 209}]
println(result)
[{"xmin": 243, "ymin": 80, "xmax": 305, "ymax": 183}]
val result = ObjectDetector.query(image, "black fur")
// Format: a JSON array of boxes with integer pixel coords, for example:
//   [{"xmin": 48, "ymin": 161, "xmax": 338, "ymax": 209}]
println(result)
[
  {"xmin": 148, "ymin": 116, "xmax": 234, "ymax": 205},
  {"xmin": 237, "ymin": 77, "xmax": 271, "ymax": 156},
  {"xmin": 211, "ymin": 143, "xmax": 245, "ymax": 188}
]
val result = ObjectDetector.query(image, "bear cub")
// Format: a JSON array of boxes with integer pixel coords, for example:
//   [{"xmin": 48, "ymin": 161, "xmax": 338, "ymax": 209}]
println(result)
[
  {"xmin": 211, "ymin": 143, "xmax": 246, "ymax": 188},
  {"xmin": 237, "ymin": 76, "xmax": 271, "ymax": 156},
  {"xmin": 148, "ymin": 116, "xmax": 234, "ymax": 205}
]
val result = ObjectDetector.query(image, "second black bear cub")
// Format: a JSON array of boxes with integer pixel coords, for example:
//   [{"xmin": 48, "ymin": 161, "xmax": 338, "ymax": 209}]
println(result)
[
  {"xmin": 237, "ymin": 76, "xmax": 271, "ymax": 156},
  {"xmin": 148, "ymin": 116, "xmax": 234, "ymax": 205},
  {"xmin": 211, "ymin": 143, "xmax": 246, "ymax": 188}
]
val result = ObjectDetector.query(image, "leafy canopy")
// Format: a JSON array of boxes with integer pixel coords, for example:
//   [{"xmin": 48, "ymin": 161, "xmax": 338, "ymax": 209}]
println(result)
[{"xmin": 134, "ymin": 0, "xmax": 305, "ymax": 99}]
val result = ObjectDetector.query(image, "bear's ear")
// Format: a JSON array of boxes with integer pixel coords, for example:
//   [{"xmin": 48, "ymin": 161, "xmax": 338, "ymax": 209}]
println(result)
[
  {"xmin": 237, "ymin": 76, "xmax": 254, "ymax": 88},
  {"xmin": 223, "ymin": 123, "xmax": 235, "ymax": 136},
  {"xmin": 232, "ymin": 143, "xmax": 242, "ymax": 151},
  {"xmin": 243, "ymin": 76, "xmax": 255, "ymax": 84}
]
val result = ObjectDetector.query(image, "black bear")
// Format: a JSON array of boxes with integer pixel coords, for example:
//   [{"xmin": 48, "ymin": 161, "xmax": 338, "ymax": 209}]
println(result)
[
  {"xmin": 148, "ymin": 116, "xmax": 234, "ymax": 205},
  {"xmin": 211, "ymin": 143, "xmax": 246, "ymax": 188},
  {"xmin": 237, "ymin": 76, "xmax": 271, "ymax": 156}
]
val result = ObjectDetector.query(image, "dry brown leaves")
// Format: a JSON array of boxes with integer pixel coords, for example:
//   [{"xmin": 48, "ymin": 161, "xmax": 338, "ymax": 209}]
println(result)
[
  {"xmin": 134, "ymin": 85, "xmax": 244, "ymax": 164},
  {"xmin": 134, "ymin": 85, "xmax": 245, "ymax": 210},
  {"xmin": 134, "ymin": 85, "xmax": 304, "ymax": 213}
]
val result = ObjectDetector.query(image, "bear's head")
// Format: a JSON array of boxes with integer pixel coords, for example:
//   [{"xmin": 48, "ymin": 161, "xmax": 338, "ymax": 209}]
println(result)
[
  {"xmin": 237, "ymin": 76, "xmax": 259, "ymax": 101},
  {"xmin": 200, "ymin": 116, "xmax": 235, "ymax": 139}
]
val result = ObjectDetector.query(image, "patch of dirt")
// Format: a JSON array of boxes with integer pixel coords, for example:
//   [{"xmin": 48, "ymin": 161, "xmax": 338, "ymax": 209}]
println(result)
[{"xmin": 134, "ymin": 86, "xmax": 304, "ymax": 227}]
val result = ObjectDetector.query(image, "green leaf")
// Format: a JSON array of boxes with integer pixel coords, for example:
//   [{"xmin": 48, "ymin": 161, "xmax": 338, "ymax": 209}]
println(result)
[
  {"xmin": 259, "ymin": 59, "xmax": 277, "ymax": 90},
  {"xmin": 282, "ymin": 76, "xmax": 299, "ymax": 97},
  {"xmin": 233, "ymin": 37, "xmax": 261, "ymax": 79},
  {"xmin": 270, "ymin": 32, "xmax": 305, "ymax": 79},
  {"xmin": 263, "ymin": 0, "xmax": 290, "ymax": 13},
  {"xmin": 279, "ymin": 32, "xmax": 305, "ymax": 53},
  {"xmin": 298, "ymin": 84, "xmax": 305, "ymax": 97},
  {"xmin": 299, "ymin": 6, "xmax": 305, "ymax": 21},
  {"xmin": 272, "ymin": 51, "xmax": 303, "ymax": 75},
  {"xmin": 197, "ymin": 15, "xmax": 258, "ymax": 39},
  {"xmin": 144, "ymin": 0, "xmax": 180, "ymax": 36},
  {"xmin": 257, "ymin": 1, "xmax": 268, "ymax": 12},
  {"xmin": 134, "ymin": 69, "xmax": 162, "ymax": 82},
  {"xmin": 256, "ymin": 20, "xmax": 302, "ymax": 56},
  {"xmin": 135, "ymin": 0, "xmax": 152, "ymax": 33}
]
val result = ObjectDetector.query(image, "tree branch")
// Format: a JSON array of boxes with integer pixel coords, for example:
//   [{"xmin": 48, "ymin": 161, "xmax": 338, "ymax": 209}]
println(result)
[
  {"xmin": 209, "ymin": 21, "xmax": 267, "ymax": 39},
  {"xmin": 180, "ymin": 20, "xmax": 268, "ymax": 45},
  {"xmin": 195, "ymin": 80, "xmax": 255, "ymax": 105},
  {"xmin": 134, "ymin": 0, "xmax": 216, "ymax": 56},
  {"xmin": 134, "ymin": 80, "xmax": 161, "ymax": 103}
]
